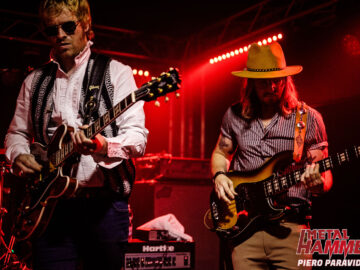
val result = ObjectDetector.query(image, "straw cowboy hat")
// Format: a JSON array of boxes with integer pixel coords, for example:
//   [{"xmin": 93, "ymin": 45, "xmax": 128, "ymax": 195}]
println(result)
[{"xmin": 232, "ymin": 41, "xmax": 302, "ymax": 78}]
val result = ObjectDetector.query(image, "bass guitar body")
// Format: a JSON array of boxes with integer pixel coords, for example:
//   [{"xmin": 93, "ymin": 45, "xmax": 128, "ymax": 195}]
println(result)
[{"xmin": 209, "ymin": 151, "xmax": 294, "ymax": 243}]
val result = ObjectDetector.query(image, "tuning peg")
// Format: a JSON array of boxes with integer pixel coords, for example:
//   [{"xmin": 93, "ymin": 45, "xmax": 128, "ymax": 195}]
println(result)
[
  {"xmin": 166, "ymin": 72, "xmax": 171, "ymax": 77},
  {"xmin": 154, "ymin": 100, "xmax": 160, "ymax": 107},
  {"xmin": 166, "ymin": 84, "xmax": 173, "ymax": 89},
  {"xmin": 149, "ymin": 93, "xmax": 154, "ymax": 98},
  {"xmin": 175, "ymin": 92, "xmax": 180, "ymax": 98},
  {"xmin": 158, "ymin": 88, "xmax": 163, "ymax": 93},
  {"xmin": 169, "ymin": 67, "xmax": 174, "ymax": 71},
  {"xmin": 165, "ymin": 96, "xmax": 170, "ymax": 103},
  {"xmin": 157, "ymin": 77, "xmax": 162, "ymax": 82}
]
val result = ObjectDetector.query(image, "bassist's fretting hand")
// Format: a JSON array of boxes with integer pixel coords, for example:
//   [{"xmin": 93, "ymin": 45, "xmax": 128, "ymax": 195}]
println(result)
[
  {"xmin": 70, "ymin": 125, "xmax": 108, "ymax": 156},
  {"xmin": 13, "ymin": 153, "xmax": 42, "ymax": 177}
]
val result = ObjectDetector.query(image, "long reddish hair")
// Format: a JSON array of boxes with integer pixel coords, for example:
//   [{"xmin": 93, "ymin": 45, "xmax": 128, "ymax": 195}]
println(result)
[{"xmin": 239, "ymin": 76, "xmax": 299, "ymax": 119}]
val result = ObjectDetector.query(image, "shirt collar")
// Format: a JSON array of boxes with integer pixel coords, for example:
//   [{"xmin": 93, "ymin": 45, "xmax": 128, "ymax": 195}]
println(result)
[{"xmin": 50, "ymin": 41, "xmax": 93, "ymax": 74}]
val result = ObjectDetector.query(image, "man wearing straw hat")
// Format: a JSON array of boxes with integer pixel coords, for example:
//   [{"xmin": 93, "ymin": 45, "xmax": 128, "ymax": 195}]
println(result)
[{"xmin": 211, "ymin": 41, "xmax": 332, "ymax": 269}]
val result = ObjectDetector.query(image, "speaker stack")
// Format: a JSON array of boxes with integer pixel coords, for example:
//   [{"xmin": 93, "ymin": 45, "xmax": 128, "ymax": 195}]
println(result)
[{"xmin": 129, "ymin": 155, "xmax": 219, "ymax": 270}]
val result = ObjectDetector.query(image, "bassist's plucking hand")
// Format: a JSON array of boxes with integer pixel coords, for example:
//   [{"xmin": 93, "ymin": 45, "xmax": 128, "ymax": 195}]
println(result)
[
  {"xmin": 13, "ymin": 153, "xmax": 42, "ymax": 177},
  {"xmin": 214, "ymin": 174, "xmax": 237, "ymax": 204}
]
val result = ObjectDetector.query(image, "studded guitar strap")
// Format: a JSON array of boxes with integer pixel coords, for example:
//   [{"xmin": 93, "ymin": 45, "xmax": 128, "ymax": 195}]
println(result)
[{"xmin": 293, "ymin": 102, "xmax": 309, "ymax": 163}]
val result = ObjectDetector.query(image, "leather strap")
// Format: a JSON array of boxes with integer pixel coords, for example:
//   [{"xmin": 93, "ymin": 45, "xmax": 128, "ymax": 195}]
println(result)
[
  {"xmin": 293, "ymin": 102, "xmax": 308, "ymax": 163},
  {"xmin": 82, "ymin": 53, "xmax": 111, "ymax": 125}
]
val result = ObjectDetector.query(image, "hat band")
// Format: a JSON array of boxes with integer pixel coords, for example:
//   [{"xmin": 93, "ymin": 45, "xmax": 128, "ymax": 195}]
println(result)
[{"xmin": 247, "ymin": 67, "xmax": 282, "ymax": 72}]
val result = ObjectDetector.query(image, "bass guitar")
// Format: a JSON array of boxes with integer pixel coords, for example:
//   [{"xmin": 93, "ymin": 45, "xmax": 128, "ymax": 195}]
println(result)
[
  {"xmin": 14, "ymin": 68, "xmax": 181, "ymax": 241},
  {"xmin": 207, "ymin": 146, "xmax": 360, "ymax": 243}
]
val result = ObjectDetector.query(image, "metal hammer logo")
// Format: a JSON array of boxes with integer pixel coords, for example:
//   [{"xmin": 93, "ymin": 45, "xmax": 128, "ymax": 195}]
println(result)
[{"xmin": 297, "ymin": 229, "xmax": 360, "ymax": 267}]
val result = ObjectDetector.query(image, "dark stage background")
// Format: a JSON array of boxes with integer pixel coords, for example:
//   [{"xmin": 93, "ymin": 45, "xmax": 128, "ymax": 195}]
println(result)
[{"xmin": 1, "ymin": 1, "xmax": 360, "ymax": 269}]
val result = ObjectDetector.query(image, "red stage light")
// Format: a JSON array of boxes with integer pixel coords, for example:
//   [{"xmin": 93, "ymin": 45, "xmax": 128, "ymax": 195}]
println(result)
[
  {"xmin": 138, "ymin": 70, "xmax": 143, "ymax": 76},
  {"xmin": 144, "ymin": 71, "xmax": 149, "ymax": 77},
  {"xmin": 133, "ymin": 69, "xmax": 137, "ymax": 75},
  {"xmin": 208, "ymin": 33, "xmax": 284, "ymax": 64}
]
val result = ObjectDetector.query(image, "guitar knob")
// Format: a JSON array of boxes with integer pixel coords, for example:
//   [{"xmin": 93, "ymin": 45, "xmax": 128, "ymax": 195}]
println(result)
[
  {"xmin": 154, "ymin": 100, "xmax": 160, "ymax": 107},
  {"xmin": 165, "ymin": 97, "xmax": 170, "ymax": 103},
  {"xmin": 175, "ymin": 92, "xmax": 180, "ymax": 98}
]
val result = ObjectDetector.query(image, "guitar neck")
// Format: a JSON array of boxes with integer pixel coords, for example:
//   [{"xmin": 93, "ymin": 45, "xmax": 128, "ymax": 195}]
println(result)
[
  {"xmin": 264, "ymin": 145, "xmax": 360, "ymax": 197},
  {"xmin": 52, "ymin": 89, "xmax": 147, "ymax": 166},
  {"xmin": 50, "ymin": 68, "xmax": 181, "ymax": 167},
  {"xmin": 84, "ymin": 91, "xmax": 137, "ymax": 138}
]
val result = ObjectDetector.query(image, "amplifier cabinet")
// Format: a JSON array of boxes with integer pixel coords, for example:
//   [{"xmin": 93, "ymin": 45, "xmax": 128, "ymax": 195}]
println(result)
[{"xmin": 125, "ymin": 240, "xmax": 195, "ymax": 269}]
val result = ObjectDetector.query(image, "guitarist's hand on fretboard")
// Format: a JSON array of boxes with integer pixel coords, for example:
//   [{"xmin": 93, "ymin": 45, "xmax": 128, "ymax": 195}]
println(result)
[
  {"xmin": 70, "ymin": 125, "xmax": 108, "ymax": 156},
  {"xmin": 13, "ymin": 153, "xmax": 43, "ymax": 177}
]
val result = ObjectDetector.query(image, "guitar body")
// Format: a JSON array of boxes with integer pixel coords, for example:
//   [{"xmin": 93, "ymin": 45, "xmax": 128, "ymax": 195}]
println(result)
[
  {"xmin": 209, "ymin": 151, "xmax": 295, "ymax": 243},
  {"xmin": 15, "ymin": 124, "xmax": 78, "ymax": 241}
]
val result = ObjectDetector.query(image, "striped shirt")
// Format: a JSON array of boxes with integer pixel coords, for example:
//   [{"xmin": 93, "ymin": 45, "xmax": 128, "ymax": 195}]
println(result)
[{"xmin": 221, "ymin": 102, "xmax": 328, "ymax": 205}]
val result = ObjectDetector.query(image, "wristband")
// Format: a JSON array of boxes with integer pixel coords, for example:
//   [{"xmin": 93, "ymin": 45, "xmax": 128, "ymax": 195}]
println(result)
[
  {"xmin": 213, "ymin": 171, "xmax": 226, "ymax": 183},
  {"xmin": 91, "ymin": 135, "xmax": 104, "ymax": 153}
]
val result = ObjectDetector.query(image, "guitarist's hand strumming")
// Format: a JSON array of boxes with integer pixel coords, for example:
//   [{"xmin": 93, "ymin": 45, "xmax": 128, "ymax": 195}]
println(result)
[{"xmin": 13, "ymin": 153, "xmax": 42, "ymax": 177}]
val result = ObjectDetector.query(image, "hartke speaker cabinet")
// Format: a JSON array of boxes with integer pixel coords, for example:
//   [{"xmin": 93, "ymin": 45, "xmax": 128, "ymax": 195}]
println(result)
[{"xmin": 129, "ymin": 180, "xmax": 219, "ymax": 270}]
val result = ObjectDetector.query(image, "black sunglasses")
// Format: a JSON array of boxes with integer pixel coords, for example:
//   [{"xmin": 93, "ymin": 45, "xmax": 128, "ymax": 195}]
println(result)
[{"xmin": 43, "ymin": 21, "xmax": 79, "ymax": 37}]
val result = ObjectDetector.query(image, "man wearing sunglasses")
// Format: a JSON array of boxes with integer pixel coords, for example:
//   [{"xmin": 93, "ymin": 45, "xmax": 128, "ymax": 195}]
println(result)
[{"xmin": 5, "ymin": 0, "xmax": 148, "ymax": 269}]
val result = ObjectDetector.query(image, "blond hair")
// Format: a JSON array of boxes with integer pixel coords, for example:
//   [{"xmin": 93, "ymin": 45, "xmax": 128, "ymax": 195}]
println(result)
[
  {"xmin": 39, "ymin": 0, "xmax": 94, "ymax": 40},
  {"xmin": 240, "ymin": 76, "xmax": 299, "ymax": 119}
]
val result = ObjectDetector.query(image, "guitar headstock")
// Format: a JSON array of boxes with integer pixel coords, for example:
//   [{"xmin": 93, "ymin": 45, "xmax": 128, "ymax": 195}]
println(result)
[{"xmin": 138, "ymin": 68, "xmax": 181, "ymax": 102}]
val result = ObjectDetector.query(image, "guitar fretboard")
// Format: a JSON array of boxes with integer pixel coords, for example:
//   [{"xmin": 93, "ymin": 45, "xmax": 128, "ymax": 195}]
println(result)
[
  {"xmin": 264, "ymin": 145, "xmax": 360, "ymax": 197},
  {"xmin": 48, "ymin": 68, "xmax": 180, "ymax": 167}
]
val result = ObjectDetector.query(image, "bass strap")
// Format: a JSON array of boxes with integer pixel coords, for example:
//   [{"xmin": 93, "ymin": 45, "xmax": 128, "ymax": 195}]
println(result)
[{"xmin": 293, "ymin": 101, "xmax": 309, "ymax": 163}]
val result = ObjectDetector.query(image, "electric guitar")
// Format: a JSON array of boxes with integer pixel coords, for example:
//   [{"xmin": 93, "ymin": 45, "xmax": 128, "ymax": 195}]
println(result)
[
  {"xmin": 206, "ymin": 146, "xmax": 360, "ymax": 244},
  {"xmin": 14, "ymin": 68, "xmax": 181, "ymax": 241}
]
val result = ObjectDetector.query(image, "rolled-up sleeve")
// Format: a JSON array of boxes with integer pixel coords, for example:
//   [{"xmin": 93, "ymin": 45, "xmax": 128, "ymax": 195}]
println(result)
[{"xmin": 306, "ymin": 108, "xmax": 328, "ymax": 151}]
